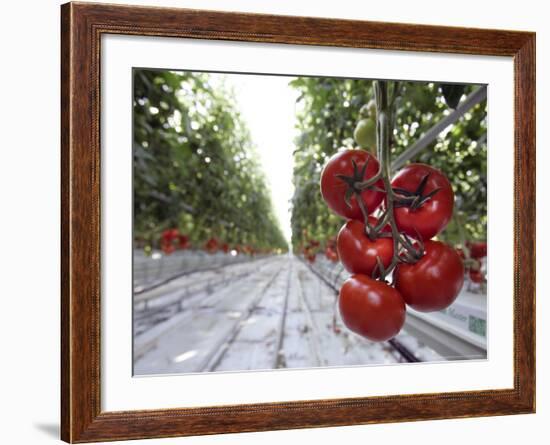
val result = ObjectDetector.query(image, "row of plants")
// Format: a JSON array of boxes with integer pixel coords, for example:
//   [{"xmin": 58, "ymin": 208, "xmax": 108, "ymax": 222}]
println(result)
[{"xmin": 133, "ymin": 69, "xmax": 287, "ymax": 255}]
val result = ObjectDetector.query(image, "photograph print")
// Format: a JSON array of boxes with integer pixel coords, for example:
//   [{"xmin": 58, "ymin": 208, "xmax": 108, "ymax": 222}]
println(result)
[{"xmin": 132, "ymin": 68, "xmax": 488, "ymax": 376}]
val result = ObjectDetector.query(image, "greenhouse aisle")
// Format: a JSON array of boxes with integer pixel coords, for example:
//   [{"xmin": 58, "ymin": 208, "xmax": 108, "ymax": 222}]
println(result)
[{"xmin": 133, "ymin": 253, "xmax": 443, "ymax": 376}]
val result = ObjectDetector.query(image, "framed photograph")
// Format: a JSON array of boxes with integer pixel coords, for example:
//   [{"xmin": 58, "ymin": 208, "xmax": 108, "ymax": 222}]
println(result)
[{"xmin": 61, "ymin": 2, "xmax": 535, "ymax": 442}]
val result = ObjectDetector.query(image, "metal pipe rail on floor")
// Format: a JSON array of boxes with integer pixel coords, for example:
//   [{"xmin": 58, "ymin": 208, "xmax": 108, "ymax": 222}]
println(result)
[{"xmin": 134, "ymin": 255, "xmax": 274, "ymax": 302}]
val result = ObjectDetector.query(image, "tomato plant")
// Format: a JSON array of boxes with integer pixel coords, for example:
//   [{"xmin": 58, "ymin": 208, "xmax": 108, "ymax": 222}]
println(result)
[
  {"xmin": 391, "ymin": 163, "xmax": 454, "ymax": 240},
  {"xmin": 336, "ymin": 219, "xmax": 393, "ymax": 276},
  {"xmin": 394, "ymin": 240, "xmax": 464, "ymax": 312},
  {"xmin": 320, "ymin": 149, "xmax": 384, "ymax": 221},
  {"xmin": 339, "ymin": 275, "xmax": 406, "ymax": 342}
]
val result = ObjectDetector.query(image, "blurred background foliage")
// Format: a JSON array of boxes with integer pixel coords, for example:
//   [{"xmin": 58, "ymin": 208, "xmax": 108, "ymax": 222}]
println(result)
[
  {"xmin": 133, "ymin": 69, "xmax": 287, "ymax": 253},
  {"xmin": 290, "ymin": 77, "xmax": 487, "ymax": 252}
]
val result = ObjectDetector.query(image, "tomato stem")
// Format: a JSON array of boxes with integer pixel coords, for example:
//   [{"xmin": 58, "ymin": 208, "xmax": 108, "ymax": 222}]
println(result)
[
  {"xmin": 369, "ymin": 80, "xmax": 423, "ymax": 280},
  {"xmin": 352, "ymin": 190, "xmax": 377, "ymax": 239}
]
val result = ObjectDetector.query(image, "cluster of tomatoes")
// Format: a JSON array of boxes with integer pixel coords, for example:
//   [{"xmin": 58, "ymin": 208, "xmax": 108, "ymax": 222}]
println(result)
[
  {"xmin": 203, "ymin": 237, "xmax": 229, "ymax": 254},
  {"xmin": 320, "ymin": 149, "xmax": 465, "ymax": 342},
  {"xmin": 160, "ymin": 228, "xmax": 190, "ymax": 255},
  {"xmin": 160, "ymin": 228, "xmax": 264, "ymax": 257},
  {"xmin": 301, "ymin": 239, "xmax": 339, "ymax": 264},
  {"xmin": 458, "ymin": 241, "xmax": 487, "ymax": 284},
  {"xmin": 324, "ymin": 237, "xmax": 339, "ymax": 263},
  {"xmin": 301, "ymin": 239, "xmax": 320, "ymax": 264}
]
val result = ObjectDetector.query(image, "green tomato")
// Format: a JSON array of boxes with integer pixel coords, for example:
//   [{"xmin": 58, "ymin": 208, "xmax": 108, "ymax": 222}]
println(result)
[
  {"xmin": 359, "ymin": 99, "xmax": 376, "ymax": 119},
  {"xmin": 354, "ymin": 118, "xmax": 376, "ymax": 149}
]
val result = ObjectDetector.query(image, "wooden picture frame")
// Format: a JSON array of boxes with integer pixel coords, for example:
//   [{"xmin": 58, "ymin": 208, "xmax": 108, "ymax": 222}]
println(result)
[{"xmin": 61, "ymin": 2, "xmax": 535, "ymax": 442}]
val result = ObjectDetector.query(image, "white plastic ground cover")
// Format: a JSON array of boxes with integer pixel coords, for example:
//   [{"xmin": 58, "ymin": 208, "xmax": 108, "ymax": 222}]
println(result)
[{"xmin": 102, "ymin": 34, "xmax": 514, "ymax": 411}]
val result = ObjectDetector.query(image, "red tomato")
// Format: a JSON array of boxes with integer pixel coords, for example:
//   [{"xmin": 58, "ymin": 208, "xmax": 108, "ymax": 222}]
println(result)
[
  {"xmin": 467, "ymin": 241, "xmax": 487, "ymax": 259},
  {"xmin": 339, "ymin": 275, "xmax": 406, "ymax": 341},
  {"xmin": 177, "ymin": 234, "xmax": 189, "ymax": 249},
  {"xmin": 391, "ymin": 164, "xmax": 454, "ymax": 240},
  {"xmin": 337, "ymin": 220, "xmax": 393, "ymax": 276},
  {"xmin": 308, "ymin": 239, "xmax": 320, "ymax": 248},
  {"xmin": 161, "ymin": 228, "xmax": 179, "ymax": 243},
  {"xmin": 469, "ymin": 269, "xmax": 484, "ymax": 283},
  {"xmin": 160, "ymin": 228, "xmax": 180, "ymax": 253},
  {"xmin": 161, "ymin": 243, "xmax": 175, "ymax": 255},
  {"xmin": 204, "ymin": 237, "xmax": 219, "ymax": 253},
  {"xmin": 320, "ymin": 149, "xmax": 384, "ymax": 221},
  {"xmin": 455, "ymin": 247, "xmax": 465, "ymax": 260},
  {"xmin": 307, "ymin": 254, "xmax": 316, "ymax": 264},
  {"xmin": 221, "ymin": 243, "xmax": 229, "ymax": 253},
  {"xmin": 394, "ymin": 240, "xmax": 464, "ymax": 312},
  {"xmin": 325, "ymin": 247, "xmax": 339, "ymax": 262}
]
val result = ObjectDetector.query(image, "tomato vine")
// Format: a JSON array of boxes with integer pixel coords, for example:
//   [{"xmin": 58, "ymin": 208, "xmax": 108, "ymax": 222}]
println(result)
[{"xmin": 318, "ymin": 79, "xmax": 476, "ymax": 340}]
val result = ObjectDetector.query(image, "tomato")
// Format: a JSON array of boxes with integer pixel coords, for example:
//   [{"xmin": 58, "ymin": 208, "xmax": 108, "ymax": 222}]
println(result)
[
  {"xmin": 161, "ymin": 243, "xmax": 175, "ymax": 255},
  {"xmin": 177, "ymin": 234, "xmax": 189, "ymax": 249},
  {"xmin": 161, "ymin": 228, "xmax": 179, "ymax": 243},
  {"xmin": 221, "ymin": 243, "xmax": 229, "ymax": 253},
  {"xmin": 307, "ymin": 253, "xmax": 316, "ymax": 264},
  {"xmin": 467, "ymin": 241, "xmax": 487, "ymax": 259},
  {"xmin": 456, "ymin": 247, "xmax": 465, "ymax": 260},
  {"xmin": 320, "ymin": 149, "xmax": 384, "ymax": 221},
  {"xmin": 325, "ymin": 247, "xmax": 339, "ymax": 262},
  {"xmin": 339, "ymin": 275, "xmax": 406, "ymax": 341},
  {"xmin": 326, "ymin": 236, "xmax": 337, "ymax": 249},
  {"xmin": 354, "ymin": 118, "xmax": 376, "ymax": 149},
  {"xmin": 394, "ymin": 240, "xmax": 464, "ymax": 312},
  {"xmin": 391, "ymin": 163, "xmax": 454, "ymax": 240},
  {"xmin": 160, "ymin": 228, "xmax": 180, "ymax": 253},
  {"xmin": 204, "ymin": 237, "xmax": 219, "ymax": 253},
  {"xmin": 469, "ymin": 269, "xmax": 484, "ymax": 284},
  {"xmin": 308, "ymin": 239, "xmax": 320, "ymax": 248},
  {"xmin": 337, "ymin": 219, "xmax": 393, "ymax": 276},
  {"xmin": 359, "ymin": 100, "xmax": 376, "ymax": 119}
]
